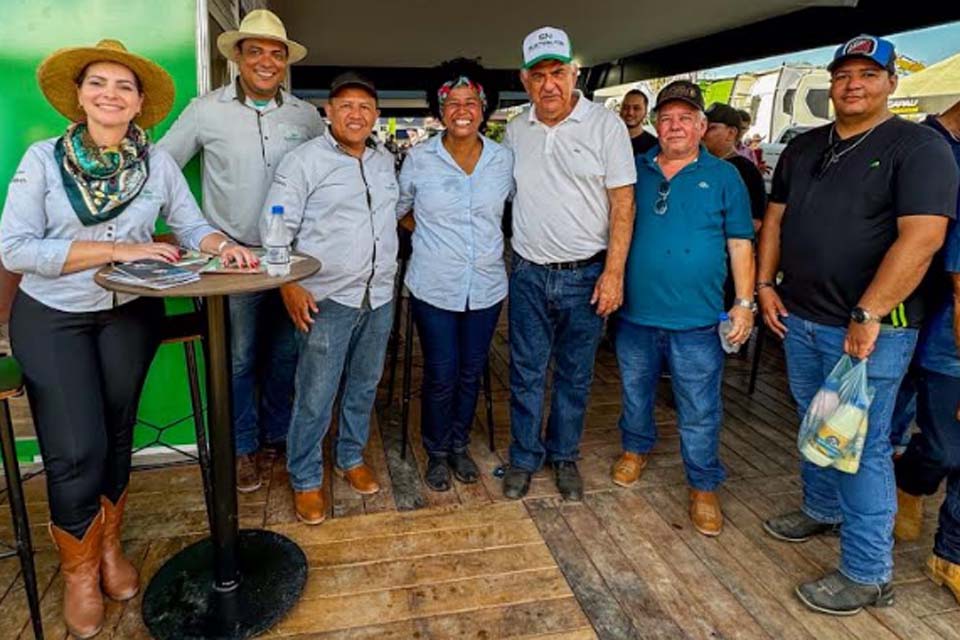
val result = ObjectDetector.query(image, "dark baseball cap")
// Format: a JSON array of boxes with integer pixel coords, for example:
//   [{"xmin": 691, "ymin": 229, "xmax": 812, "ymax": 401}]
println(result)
[
  {"xmin": 654, "ymin": 80, "xmax": 704, "ymax": 112},
  {"xmin": 329, "ymin": 71, "xmax": 378, "ymax": 100},
  {"xmin": 706, "ymin": 103, "xmax": 743, "ymax": 129},
  {"xmin": 827, "ymin": 34, "xmax": 897, "ymax": 73}
]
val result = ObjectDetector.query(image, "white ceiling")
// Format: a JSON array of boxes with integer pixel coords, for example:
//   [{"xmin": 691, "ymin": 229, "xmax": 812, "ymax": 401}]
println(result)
[{"xmin": 271, "ymin": 0, "xmax": 857, "ymax": 68}]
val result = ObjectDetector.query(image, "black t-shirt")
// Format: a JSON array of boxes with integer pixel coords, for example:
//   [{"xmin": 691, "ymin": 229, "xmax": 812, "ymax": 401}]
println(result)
[
  {"xmin": 631, "ymin": 131, "xmax": 658, "ymax": 156},
  {"xmin": 725, "ymin": 154, "xmax": 767, "ymax": 220},
  {"xmin": 770, "ymin": 116, "xmax": 958, "ymax": 328}
]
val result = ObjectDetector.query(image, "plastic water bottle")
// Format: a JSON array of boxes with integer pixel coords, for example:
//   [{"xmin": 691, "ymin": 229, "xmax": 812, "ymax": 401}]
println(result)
[
  {"xmin": 264, "ymin": 205, "xmax": 290, "ymax": 277},
  {"xmin": 718, "ymin": 312, "xmax": 740, "ymax": 354}
]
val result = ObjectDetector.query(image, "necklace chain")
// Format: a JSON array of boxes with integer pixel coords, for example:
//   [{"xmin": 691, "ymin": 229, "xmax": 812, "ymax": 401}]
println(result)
[{"xmin": 826, "ymin": 123, "xmax": 879, "ymax": 165}]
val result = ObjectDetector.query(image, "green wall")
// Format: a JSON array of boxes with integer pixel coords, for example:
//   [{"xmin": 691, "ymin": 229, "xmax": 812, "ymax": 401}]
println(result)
[{"xmin": 1, "ymin": 0, "xmax": 206, "ymax": 461}]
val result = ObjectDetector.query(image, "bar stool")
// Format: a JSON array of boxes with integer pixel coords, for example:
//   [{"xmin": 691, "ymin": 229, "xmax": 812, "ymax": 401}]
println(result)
[{"xmin": 0, "ymin": 355, "xmax": 44, "ymax": 639}]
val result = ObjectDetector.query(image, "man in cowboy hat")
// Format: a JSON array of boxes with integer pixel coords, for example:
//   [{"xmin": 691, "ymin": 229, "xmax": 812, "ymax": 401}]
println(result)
[{"xmin": 159, "ymin": 9, "xmax": 325, "ymax": 492}]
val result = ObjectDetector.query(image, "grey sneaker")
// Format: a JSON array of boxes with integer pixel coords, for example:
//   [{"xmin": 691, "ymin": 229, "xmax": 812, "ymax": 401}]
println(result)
[
  {"xmin": 502, "ymin": 466, "xmax": 531, "ymax": 500},
  {"xmin": 763, "ymin": 510, "xmax": 840, "ymax": 542},
  {"xmin": 796, "ymin": 570, "xmax": 894, "ymax": 615},
  {"xmin": 236, "ymin": 454, "xmax": 262, "ymax": 493},
  {"xmin": 553, "ymin": 461, "xmax": 583, "ymax": 502}
]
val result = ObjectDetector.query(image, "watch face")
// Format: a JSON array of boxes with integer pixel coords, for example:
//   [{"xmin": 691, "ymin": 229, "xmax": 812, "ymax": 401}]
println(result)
[{"xmin": 851, "ymin": 308, "xmax": 867, "ymax": 323}]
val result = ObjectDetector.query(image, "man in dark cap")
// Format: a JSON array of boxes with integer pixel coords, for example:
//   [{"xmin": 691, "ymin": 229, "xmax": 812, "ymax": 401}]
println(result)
[{"xmin": 704, "ymin": 102, "xmax": 767, "ymax": 230}]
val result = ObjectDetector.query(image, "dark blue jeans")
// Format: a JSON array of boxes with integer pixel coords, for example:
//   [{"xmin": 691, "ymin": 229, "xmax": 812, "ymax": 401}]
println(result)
[
  {"xmin": 614, "ymin": 319, "xmax": 727, "ymax": 490},
  {"xmin": 782, "ymin": 313, "xmax": 917, "ymax": 584},
  {"xmin": 895, "ymin": 369, "xmax": 960, "ymax": 565},
  {"xmin": 412, "ymin": 297, "xmax": 502, "ymax": 458},
  {"xmin": 508, "ymin": 254, "xmax": 604, "ymax": 472},
  {"xmin": 229, "ymin": 290, "xmax": 297, "ymax": 456},
  {"xmin": 890, "ymin": 365, "xmax": 920, "ymax": 450}
]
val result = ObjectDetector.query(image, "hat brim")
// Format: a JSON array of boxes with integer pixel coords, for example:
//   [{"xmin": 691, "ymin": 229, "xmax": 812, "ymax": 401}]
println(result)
[
  {"xmin": 36, "ymin": 45, "xmax": 175, "ymax": 130},
  {"xmin": 654, "ymin": 96, "xmax": 704, "ymax": 113},
  {"xmin": 217, "ymin": 31, "xmax": 308, "ymax": 64},
  {"xmin": 522, "ymin": 53, "xmax": 573, "ymax": 70},
  {"xmin": 827, "ymin": 54, "xmax": 894, "ymax": 73}
]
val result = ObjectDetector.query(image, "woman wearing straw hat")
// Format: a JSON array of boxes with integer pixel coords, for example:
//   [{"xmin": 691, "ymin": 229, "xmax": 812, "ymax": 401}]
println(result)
[{"xmin": 0, "ymin": 39, "xmax": 257, "ymax": 638}]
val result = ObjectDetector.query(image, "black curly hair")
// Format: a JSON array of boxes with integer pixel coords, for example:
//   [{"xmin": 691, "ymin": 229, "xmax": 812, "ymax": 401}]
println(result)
[{"xmin": 426, "ymin": 57, "xmax": 500, "ymax": 125}]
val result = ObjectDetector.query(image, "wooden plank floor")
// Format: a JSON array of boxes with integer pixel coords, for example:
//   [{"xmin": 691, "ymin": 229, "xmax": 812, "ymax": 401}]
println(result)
[{"xmin": 1, "ymin": 315, "xmax": 957, "ymax": 639}]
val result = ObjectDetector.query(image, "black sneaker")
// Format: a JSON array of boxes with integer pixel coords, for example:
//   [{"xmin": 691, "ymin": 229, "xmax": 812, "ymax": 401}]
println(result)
[
  {"xmin": 502, "ymin": 466, "xmax": 532, "ymax": 500},
  {"xmin": 553, "ymin": 461, "xmax": 583, "ymax": 502},
  {"xmin": 763, "ymin": 510, "xmax": 841, "ymax": 542},
  {"xmin": 449, "ymin": 451, "xmax": 479, "ymax": 484},
  {"xmin": 425, "ymin": 456, "xmax": 451, "ymax": 492},
  {"xmin": 796, "ymin": 570, "xmax": 894, "ymax": 615}
]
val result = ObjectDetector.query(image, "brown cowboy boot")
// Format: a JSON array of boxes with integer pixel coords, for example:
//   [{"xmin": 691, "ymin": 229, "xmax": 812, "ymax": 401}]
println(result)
[
  {"xmin": 49, "ymin": 511, "xmax": 105, "ymax": 639},
  {"xmin": 100, "ymin": 490, "xmax": 139, "ymax": 600}
]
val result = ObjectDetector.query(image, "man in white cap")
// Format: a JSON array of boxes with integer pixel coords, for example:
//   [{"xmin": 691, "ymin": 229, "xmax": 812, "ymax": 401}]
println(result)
[
  {"xmin": 502, "ymin": 26, "xmax": 636, "ymax": 501},
  {"xmin": 159, "ymin": 9, "xmax": 325, "ymax": 492}
]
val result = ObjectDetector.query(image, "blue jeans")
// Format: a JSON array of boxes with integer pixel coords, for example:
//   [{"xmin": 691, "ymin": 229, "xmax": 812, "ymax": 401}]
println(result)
[
  {"xmin": 229, "ymin": 290, "xmax": 297, "ymax": 456},
  {"xmin": 782, "ymin": 313, "xmax": 917, "ymax": 584},
  {"xmin": 411, "ymin": 297, "xmax": 502, "ymax": 458},
  {"xmin": 615, "ymin": 320, "xmax": 726, "ymax": 491},
  {"xmin": 286, "ymin": 299, "xmax": 393, "ymax": 491},
  {"xmin": 895, "ymin": 369, "xmax": 960, "ymax": 565},
  {"xmin": 508, "ymin": 253, "xmax": 604, "ymax": 472},
  {"xmin": 890, "ymin": 365, "xmax": 920, "ymax": 450}
]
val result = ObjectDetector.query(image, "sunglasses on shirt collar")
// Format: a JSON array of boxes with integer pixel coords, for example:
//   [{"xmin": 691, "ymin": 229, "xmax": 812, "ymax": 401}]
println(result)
[{"xmin": 654, "ymin": 180, "xmax": 670, "ymax": 215}]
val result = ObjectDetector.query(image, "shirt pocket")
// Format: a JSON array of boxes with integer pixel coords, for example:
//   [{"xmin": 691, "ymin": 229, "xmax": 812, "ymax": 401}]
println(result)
[{"xmin": 278, "ymin": 123, "xmax": 309, "ymax": 144}]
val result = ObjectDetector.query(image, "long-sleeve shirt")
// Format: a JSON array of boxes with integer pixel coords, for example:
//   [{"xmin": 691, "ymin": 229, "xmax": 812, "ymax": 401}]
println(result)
[
  {"xmin": 0, "ymin": 139, "xmax": 216, "ymax": 312},
  {"xmin": 396, "ymin": 134, "xmax": 514, "ymax": 312},
  {"xmin": 260, "ymin": 130, "xmax": 398, "ymax": 309},
  {"xmin": 157, "ymin": 78, "xmax": 325, "ymax": 246}
]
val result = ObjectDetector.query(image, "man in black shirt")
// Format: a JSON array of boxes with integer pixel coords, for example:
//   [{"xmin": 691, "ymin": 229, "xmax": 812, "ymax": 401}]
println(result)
[
  {"xmin": 757, "ymin": 34, "xmax": 958, "ymax": 615},
  {"xmin": 620, "ymin": 89, "xmax": 658, "ymax": 156},
  {"xmin": 705, "ymin": 102, "xmax": 767, "ymax": 230}
]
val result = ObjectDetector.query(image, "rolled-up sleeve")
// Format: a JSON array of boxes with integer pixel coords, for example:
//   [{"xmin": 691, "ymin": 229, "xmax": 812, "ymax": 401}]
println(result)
[
  {"xmin": 156, "ymin": 100, "xmax": 201, "ymax": 168},
  {"xmin": 396, "ymin": 153, "xmax": 416, "ymax": 218},
  {"xmin": 155, "ymin": 151, "xmax": 217, "ymax": 250},
  {"xmin": 0, "ymin": 145, "xmax": 72, "ymax": 277}
]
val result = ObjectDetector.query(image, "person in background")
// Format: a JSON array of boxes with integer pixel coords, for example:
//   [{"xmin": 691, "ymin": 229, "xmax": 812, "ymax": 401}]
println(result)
[
  {"xmin": 620, "ymin": 88, "xmax": 658, "ymax": 156},
  {"xmin": 0, "ymin": 40, "xmax": 256, "ymax": 638},
  {"xmin": 704, "ymin": 102, "xmax": 767, "ymax": 231}
]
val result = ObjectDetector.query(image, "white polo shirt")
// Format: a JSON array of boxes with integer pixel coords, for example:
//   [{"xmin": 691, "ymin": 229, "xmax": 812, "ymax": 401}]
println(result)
[{"xmin": 504, "ymin": 92, "xmax": 636, "ymax": 264}]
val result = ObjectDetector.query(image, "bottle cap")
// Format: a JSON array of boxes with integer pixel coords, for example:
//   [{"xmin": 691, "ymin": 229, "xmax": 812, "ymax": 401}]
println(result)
[
  {"xmin": 719, "ymin": 312, "xmax": 729, "ymax": 321},
  {"xmin": 271, "ymin": 205, "xmax": 284, "ymax": 215}
]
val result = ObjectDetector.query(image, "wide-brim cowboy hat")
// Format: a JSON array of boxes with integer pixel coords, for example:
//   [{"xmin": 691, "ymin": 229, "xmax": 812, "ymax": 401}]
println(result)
[
  {"xmin": 217, "ymin": 9, "xmax": 308, "ymax": 64},
  {"xmin": 37, "ymin": 39, "xmax": 175, "ymax": 129}
]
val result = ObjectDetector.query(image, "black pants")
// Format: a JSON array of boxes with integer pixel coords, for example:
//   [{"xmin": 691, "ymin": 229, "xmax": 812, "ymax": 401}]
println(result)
[{"xmin": 10, "ymin": 292, "xmax": 162, "ymax": 538}]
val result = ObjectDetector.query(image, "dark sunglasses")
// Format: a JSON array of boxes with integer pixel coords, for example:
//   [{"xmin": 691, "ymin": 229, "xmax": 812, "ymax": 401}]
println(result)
[{"xmin": 654, "ymin": 180, "xmax": 670, "ymax": 215}]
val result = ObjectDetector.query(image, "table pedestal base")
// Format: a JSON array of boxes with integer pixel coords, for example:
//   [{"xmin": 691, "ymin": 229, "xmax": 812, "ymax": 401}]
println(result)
[{"xmin": 142, "ymin": 529, "xmax": 306, "ymax": 640}]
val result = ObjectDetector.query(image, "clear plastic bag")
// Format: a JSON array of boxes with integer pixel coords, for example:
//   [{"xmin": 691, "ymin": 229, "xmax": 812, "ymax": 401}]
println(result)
[{"xmin": 797, "ymin": 355, "xmax": 875, "ymax": 474}]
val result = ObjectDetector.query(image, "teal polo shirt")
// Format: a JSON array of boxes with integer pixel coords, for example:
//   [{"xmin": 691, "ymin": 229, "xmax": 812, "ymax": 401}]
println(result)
[{"xmin": 621, "ymin": 146, "xmax": 755, "ymax": 330}]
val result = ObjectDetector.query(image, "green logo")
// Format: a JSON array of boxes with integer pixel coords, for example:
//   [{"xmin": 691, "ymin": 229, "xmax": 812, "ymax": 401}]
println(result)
[{"xmin": 869, "ymin": 159, "xmax": 881, "ymax": 168}]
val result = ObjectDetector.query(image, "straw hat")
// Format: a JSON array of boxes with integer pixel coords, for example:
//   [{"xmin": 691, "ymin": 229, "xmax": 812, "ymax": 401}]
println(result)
[
  {"xmin": 217, "ymin": 9, "xmax": 308, "ymax": 64},
  {"xmin": 37, "ymin": 39, "xmax": 175, "ymax": 129}
]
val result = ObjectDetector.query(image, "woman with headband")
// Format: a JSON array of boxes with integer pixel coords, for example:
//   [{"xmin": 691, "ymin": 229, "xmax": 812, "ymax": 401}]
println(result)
[{"xmin": 397, "ymin": 58, "xmax": 514, "ymax": 491}]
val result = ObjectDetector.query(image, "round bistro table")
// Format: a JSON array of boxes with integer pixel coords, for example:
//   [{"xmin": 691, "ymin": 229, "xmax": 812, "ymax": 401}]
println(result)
[{"xmin": 95, "ymin": 256, "xmax": 319, "ymax": 640}]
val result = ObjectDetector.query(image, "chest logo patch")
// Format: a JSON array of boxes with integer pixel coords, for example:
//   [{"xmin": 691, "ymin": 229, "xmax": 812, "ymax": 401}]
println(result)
[
  {"xmin": 698, "ymin": 181, "xmax": 710, "ymax": 189},
  {"xmin": 869, "ymin": 159, "xmax": 881, "ymax": 168}
]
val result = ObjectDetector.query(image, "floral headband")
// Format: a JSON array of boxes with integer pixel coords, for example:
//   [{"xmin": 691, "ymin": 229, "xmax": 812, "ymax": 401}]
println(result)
[{"xmin": 437, "ymin": 76, "xmax": 487, "ymax": 112}]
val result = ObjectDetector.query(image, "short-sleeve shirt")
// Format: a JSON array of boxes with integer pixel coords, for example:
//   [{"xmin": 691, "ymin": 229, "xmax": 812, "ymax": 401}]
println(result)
[
  {"xmin": 503, "ymin": 93, "xmax": 636, "ymax": 264},
  {"xmin": 396, "ymin": 134, "xmax": 514, "ymax": 312},
  {"xmin": 770, "ymin": 117, "xmax": 959, "ymax": 327},
  {"xmin": 0, "ymin": 139, "xmax": 216, "ymax": 313},
  {"xmin": 916, "ymin": 115, "xmax": 960, "ymax": 377},
  {"xmin": 631, "ymin": 131, "xmax": 658, "ymax": 156},
  {"xmin": 621, "ymin": 146, "xmax": 755, "ymax": 330}
]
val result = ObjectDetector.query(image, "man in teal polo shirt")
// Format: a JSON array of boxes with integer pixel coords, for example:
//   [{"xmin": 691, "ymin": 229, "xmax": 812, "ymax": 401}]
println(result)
[{"xmin": 611, "ymin": 81, "xmax": 756, "ymax": 537}]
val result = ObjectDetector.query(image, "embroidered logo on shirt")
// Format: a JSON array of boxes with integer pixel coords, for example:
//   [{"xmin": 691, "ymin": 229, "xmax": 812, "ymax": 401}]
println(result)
[
  {"xmin": 869, "ymin": 159, "xmax": 881, "ymax": 168},
  {"xmin": 698, "ymin": 181, "xmax": 710, "ymax": 189}
]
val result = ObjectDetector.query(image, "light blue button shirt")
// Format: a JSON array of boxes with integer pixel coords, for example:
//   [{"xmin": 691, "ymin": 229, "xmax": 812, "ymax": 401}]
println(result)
[
  {"xmin": 397, "ymin": 134, "xmax": 514, "ymax": 312},
  {"xmin": 0, "ymin": 139, "xmax": 217, "ymax": 312},
  {"xmin": 260, "ymin": 130, "xmax": 398, "ymax": 309}
]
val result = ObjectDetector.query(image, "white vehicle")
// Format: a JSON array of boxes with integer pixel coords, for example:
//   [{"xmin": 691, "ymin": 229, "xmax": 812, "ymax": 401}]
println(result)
[{"xmin": 759, "ymin": 125, "xmax": 815, "ymax": 193}]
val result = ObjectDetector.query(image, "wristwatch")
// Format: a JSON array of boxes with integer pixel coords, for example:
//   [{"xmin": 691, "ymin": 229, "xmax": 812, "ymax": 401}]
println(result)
[
  {"xmin": 734, "ymin": 298, "xmax": 758, "ymax": 313},
  {"xmin": 850, "ymin": 306, "xmax": 880, "ymax": 324}
]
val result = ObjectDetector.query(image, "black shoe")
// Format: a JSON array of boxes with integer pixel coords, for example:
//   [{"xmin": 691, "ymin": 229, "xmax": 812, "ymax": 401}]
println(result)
[
  {"xmin": 502, "ymin": 466, "xmax": 532, "ymax": 500},
  {"xmin": 796, "ymin": 570, "xmax": 894, "ymax": 616},
  {"xmin": 763, "ymin": 510, "xmax": 841, "ymax": 542},
  {"xmin": 449, "ymin": 451, "xmax": 479, "ymax": 484},
  {"xmin": 425, "ymin": 456, "xmax": 451, "ymax": 492},
  {"xmin": 553, "ymin": 461, "xmax": 583, "ymax": 502}
]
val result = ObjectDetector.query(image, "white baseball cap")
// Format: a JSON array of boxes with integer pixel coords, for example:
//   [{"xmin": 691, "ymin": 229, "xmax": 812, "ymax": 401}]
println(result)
[{"xmin": 522, "ymin": 26, "xmax": 573, "ymax": 69}]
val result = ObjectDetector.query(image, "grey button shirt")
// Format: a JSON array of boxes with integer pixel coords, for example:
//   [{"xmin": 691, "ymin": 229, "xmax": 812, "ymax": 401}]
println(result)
[
  {"xmin": 158, "ymin": 79, "xmax": 325, "ymax": 246},
  {"xmin": 260, "ymin": 130, "xmax": 399, "ymax": 309},
  {"xmin": 0, "ymin": 139, "xmax": 216, "ymax": 312}
]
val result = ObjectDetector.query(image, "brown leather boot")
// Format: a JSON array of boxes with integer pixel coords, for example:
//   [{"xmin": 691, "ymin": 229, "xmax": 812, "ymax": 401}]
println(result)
[
  {"xmin": 293, "ymin": 489, "xmax": 327, "ymax": 525},
  {"xmin": 49, "ymin": 511, "xmax": 105, "ymax": 639},
  {"xmin": 689, "ymin": 489, "xmax": 723, "ymax": 537},
  {"xmin": 336, "ymin": 463, "xmax": 380, "ymax": 495},
  {"xmin": 100, "ymin": 490, "xmax": 139, "ymax": 601},
  {"xmin": 611, "ymin": 452, "xmax": 648, "ymax": 487},
  {"xmin": 894, "ymin": 489, "xmax": 923, "ymax": 542}
]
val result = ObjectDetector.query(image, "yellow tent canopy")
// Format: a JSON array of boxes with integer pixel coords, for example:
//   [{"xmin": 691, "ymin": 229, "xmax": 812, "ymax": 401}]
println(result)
[{"xmin": 893, "ymin": 52, "xmax": 960, "ymax": 98}]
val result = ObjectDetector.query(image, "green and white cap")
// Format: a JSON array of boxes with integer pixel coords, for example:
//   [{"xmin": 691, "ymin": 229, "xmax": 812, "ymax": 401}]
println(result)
[{"xmin": 522, "ymin": 26, "xmax": 573, "ymax": 69}]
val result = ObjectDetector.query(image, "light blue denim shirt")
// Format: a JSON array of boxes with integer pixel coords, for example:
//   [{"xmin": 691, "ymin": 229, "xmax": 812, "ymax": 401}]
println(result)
[
  {"xmin": 0, "ymin": 139, "xmax": 217, "ymax": 312},
  {"xmin": 260, "ymin": 129, "xmax": 398, "ymax": 310},
  {"xmin": 397, "ymin": 134, "xmax": 514, "ymax": 312}
]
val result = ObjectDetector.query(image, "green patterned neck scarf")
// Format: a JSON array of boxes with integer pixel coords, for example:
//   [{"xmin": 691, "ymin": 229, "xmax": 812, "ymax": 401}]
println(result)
[{"xmin": 54, "ymin": 123, "xmax": 150, "ymax": 226}]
